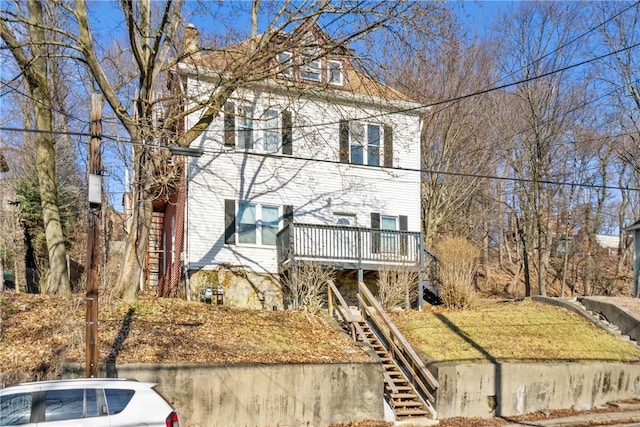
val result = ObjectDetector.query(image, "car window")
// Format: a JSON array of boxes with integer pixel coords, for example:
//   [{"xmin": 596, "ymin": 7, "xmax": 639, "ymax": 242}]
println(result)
[
  {"xmin": 44, "ymin": 389, "xmax": 100, "ymax": 422},
  {"xmin": 104, "ymin": 389, "xmax": 134, "ymax": 415},
  {"xmin": 0, "ymin": 392, "xmax": 32, "ymax": 426}
]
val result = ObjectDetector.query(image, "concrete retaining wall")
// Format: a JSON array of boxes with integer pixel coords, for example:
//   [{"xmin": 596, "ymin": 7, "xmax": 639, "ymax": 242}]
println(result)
[
  {"xmin": 581, "ymin": 297, "xmax": 640, "ymax": 343},
  {"xmin": 63, "ymin": 362, "xmax": 384, "ymax": 427},
  {"xmin": 432, "ymin": 362, "xmax": 640, "ymax": 419}
]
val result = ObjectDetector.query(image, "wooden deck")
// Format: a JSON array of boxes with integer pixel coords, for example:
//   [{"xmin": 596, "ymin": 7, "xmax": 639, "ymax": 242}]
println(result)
[{"xmin": 276, "ymin": 222, "xmax": 423, "ymax": 271}]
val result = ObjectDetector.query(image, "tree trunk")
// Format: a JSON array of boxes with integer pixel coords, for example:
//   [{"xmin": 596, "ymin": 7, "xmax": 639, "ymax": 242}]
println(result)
[
  {"xmin": 118, "ymin": 148, "xmax": 154, "ymax": 303},
  {"xmin": 2, "ymin": 0, "xmax": 72, "ymax": 294}
]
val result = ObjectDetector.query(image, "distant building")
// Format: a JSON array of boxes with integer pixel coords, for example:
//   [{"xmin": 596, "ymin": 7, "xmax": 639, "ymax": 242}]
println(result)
[{"xmin": 595, "ymin": 234, "xmax": 620, "ymax": 255}]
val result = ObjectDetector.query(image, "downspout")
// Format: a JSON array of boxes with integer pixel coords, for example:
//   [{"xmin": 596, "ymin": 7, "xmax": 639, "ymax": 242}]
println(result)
[{"xmin": 183, "ymin": 157, "xmax": 191, "ymax": 301}]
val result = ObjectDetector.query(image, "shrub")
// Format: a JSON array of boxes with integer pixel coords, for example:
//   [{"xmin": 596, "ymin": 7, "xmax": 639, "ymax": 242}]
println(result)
[
  {"xmin": 377, "ymin": 264, "xmax": 418, "ymax": 310},
  {"xmin": 434, "ymin": 236, "xmax": 479, "ymax": 309},
  {"xmin": 282, "ymin": 264, "xmax": 334, "ymax": 315}
]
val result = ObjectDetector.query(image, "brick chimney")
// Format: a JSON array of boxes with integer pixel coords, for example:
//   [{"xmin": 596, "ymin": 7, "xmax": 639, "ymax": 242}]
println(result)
[{"xmin": 184, "ymin": 24, "xmax": 200, "ymax": 57}]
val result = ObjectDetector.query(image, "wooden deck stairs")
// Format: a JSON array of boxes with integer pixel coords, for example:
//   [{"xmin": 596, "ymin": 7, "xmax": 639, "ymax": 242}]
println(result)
[
  {"xmin": 358, "ymin": 320, "xmax": 434, "ymax": 419},
  {"xmin": 328, "ymin": 281, "xmax": 439, "ymax": 421}
]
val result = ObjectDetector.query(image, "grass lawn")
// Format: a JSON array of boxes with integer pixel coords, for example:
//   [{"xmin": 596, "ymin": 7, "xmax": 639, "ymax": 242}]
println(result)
[{"xmin": 391, "ymin": 298, "xmax": 640, "ymax": 363}]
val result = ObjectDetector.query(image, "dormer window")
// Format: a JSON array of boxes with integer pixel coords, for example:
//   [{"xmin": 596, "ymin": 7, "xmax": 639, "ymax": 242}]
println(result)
[
  {"xmin": 277, "ymin": 51, "xmax": 293, "ymax": 78},
  {"xmin": 301, "ymin": 58, "xmax": 321, "ymax": 82},
  {"xmin": 327, "ymin": 60, "xmax": 343, "ymax": 86}
]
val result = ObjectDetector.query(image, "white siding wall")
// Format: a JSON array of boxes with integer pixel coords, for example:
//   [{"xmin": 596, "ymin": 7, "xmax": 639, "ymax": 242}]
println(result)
[{"xmin": 185, "ymin": 79, "xmax": 422, "ymax": 273}]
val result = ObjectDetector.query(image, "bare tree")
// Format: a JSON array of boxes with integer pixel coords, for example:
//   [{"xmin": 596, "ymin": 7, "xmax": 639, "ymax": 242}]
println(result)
[
  {"xmin": 590, "ymin": 1, "xmax": 640, "ymax": 174},
  {"xmin": 495, "ymin": 2, "xmax": 588, "ymax": 296},
  {"xmin": 378, "ymin": 5, "xmax": 500, "ymax": 251},
  {"xmin": 0, "ymin": 0, "xmax": 71, "ymax": 294}
]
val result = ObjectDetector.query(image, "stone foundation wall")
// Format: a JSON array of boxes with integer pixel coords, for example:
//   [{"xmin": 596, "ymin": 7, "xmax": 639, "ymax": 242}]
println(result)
[{"xmin": 188, "ymin": 268, "xmax": 284, "ymax": 310}]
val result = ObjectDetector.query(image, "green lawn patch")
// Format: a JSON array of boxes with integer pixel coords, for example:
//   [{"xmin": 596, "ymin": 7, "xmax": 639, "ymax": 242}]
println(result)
[{"xmin": 392, "ymin": 299, "xmax": 640, "ymax": 363}]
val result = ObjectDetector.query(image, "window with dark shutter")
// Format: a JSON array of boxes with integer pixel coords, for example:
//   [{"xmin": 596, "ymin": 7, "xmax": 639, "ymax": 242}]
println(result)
[
  {"xmin": 399, "ymin": 215, "xmax": 408, "ymax": 256},
  {"xmin": 224, "ymin": 199, "xmax": 236, "ymax": 244},
  {"xmin": 283, "ymin": 205, "xmax": 294, "ymax": 227},
  {"xmin": 339, "ymin": 120, "xmax": 349, "ymax": 163},
  {"xmin": 384, "ymin": 124, "xmax": 393, "ymax": 167},
  {"xmin": 371, "ymin": 212, "xmax": 381, "ymax": 254},
  {"xmin": 224, "ymin": 102, "xmax": 235, "ymax": 148},
  {"xmin": 282, "ymin": 110, "xmax": 292, "ymax": 155}
]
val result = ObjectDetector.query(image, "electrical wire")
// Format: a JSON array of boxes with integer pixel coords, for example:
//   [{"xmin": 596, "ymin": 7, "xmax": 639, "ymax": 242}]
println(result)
[
  {"xmin": 0, "ymin": 80, "xmax": 89, "ymax": 126},
  {"xmin": 2, "ymin": 7, "xmax": 638, "ymax": 194},
  {"xmin": 7, "ymin": 126, "xmax": 635, "ymax": 193}
]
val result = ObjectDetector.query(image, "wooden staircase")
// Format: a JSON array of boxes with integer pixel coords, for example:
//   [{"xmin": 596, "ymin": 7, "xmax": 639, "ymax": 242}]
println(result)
[
  {"xmin": 358, "ymin": 320, "xmax": 434, "ymax": 419},
  {"xmin": 328, "ymin": 280, "xmax": 438, "ymax": 421}
]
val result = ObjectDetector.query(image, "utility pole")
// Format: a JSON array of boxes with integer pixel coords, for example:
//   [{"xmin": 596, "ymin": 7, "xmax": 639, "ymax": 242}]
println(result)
[{"xmin": 86, "ymin": 93, "xmax": 102, "ymax": 377}]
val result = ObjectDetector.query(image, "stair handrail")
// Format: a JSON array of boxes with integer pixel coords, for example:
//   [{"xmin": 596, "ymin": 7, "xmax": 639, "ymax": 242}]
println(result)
[
  {"xmin": 357, "ymin": 281, "xmax": 440, "ymax": 405},
  {"xmin": 327, "ymin": 280, "xmax": 368, "ymax": 343}
]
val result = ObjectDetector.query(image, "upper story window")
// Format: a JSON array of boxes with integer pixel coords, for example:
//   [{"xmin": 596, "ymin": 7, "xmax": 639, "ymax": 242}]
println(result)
[
  {"xmin": 339, "ymin": 120, "xmax": 393, "ymax": 168},
  {"xmin": 237, "ymin": 104, "xmax": 254, "ymax": 150},
  {"xmin": 224, "ymin": 102, "xmax": 293, "ymax": 155},
  {"xmin": 262, "ymin": 109, "xmax": 280, "ymax": 153},
  {"xmin": 327, "ymin": 60, "xmax": 343, "ymax": 86},
  {"xmin": 347, "ymin": 122, "xmax": 380, "ymax": 166},
  {"xmin": 300, "ymin": 58, "xmax": 321, "ymax": 82},
  {"xmin": 277, "ymin": 51, "xmax": 293, "ymax": 78},
  {"xmin": 275, "ymin": 47, "xmax": 344, "ymax": 86}
]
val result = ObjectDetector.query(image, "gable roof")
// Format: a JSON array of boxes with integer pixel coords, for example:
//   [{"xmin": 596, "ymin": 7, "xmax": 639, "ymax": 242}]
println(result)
[{"xmin": 181, "ymin": 22, "xmax": 415, "ymax": 104}]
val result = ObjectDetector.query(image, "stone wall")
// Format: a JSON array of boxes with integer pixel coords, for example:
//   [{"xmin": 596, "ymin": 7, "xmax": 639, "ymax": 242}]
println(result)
[
  {"xmin": 189, "ymin": 268, "xmax": 284, "ymax": 310},
  {"xmin": 63, "ymin": 362, "xmax": 384, "ymax": 427}
]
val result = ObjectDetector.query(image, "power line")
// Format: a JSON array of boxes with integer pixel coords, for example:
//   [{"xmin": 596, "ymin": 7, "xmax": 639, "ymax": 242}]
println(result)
[
  {"xmin": 2, "ymin": 37, "xmax": 637, "ymax": 137},
  {"xmin": 0, "ymin": 80, "xmax": 89, "ymax": 126},
  {"xmin": 4, "ymin": 124, "xmax": 639, "ymax": 193},
  {"xmin": 0, "ymin": 127, "xmax": 95, "ymax": 139},
  {"xmin": 486, "ymin": 1, "xmax": 640, "ymax": 91}
]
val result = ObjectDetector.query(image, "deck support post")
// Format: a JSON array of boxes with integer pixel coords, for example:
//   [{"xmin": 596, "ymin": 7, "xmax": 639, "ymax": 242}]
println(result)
[{"xmin": 418, "ymin": 235, "xmax": 424, "ymax": 311}]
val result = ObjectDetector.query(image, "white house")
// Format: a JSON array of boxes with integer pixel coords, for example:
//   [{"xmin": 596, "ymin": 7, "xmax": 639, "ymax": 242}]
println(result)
[{"xmin": 158, "ymin": 23, "xmax": 425, "ymax": 309}]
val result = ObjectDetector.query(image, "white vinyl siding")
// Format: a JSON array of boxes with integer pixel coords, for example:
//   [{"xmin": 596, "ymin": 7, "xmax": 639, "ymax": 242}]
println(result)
[{"xmin": 184, "ymin": 80, "xmax": 422, "ymax": 273}]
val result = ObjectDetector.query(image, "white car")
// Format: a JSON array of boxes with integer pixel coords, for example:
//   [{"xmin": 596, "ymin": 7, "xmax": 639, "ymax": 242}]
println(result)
[{"xmin": 0, "ymin": 378, "xmax": 180, "ymax": 427}]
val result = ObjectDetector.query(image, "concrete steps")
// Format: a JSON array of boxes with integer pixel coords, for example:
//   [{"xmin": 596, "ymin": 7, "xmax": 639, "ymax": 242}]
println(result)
[
  {"xmin": 566, "ymin": 297, "xmax": 640, "ymax": 348},
  {"xmin": 533, "ymin": 296, "xmax": 640, "ymax": 350}
]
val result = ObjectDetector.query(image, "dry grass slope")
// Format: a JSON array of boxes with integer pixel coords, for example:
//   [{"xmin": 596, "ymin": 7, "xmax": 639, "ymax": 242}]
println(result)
[
  {"xmin": 2, "ymin": 292, "xmax": 640, "ymax": 389},
  {"xmin": 0, "ymin": 292, "xmax": 368, "ymax": 386}
]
